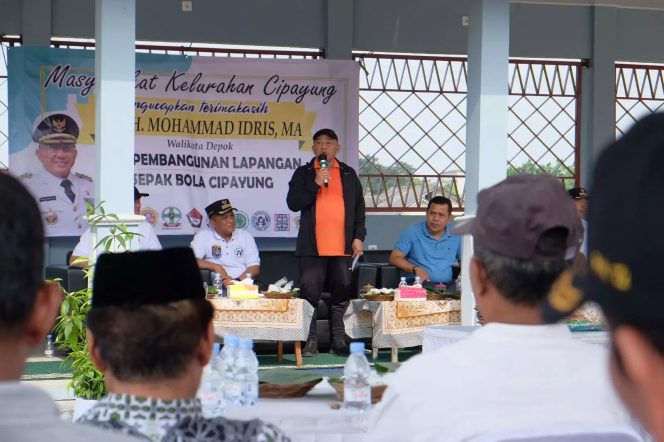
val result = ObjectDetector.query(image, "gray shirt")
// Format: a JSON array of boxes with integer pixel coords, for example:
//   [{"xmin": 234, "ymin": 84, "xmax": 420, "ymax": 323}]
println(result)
[{"xmin": 0, "ymin": 382, "xmax": 135, "ymax": 442}]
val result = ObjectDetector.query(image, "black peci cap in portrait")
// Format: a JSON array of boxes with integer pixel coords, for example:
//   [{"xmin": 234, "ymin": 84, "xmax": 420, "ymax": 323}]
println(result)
[{"xmin": 32, "ymin": 113, "xmax": 80, "ymax": 145}]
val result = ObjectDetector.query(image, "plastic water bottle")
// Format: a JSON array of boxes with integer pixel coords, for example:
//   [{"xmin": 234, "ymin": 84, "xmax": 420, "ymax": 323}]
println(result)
[
  {"xmin": 198, "ymin": 343, "xmax": 222, "ymax": 417},
  {"xmin": 414, "ymin": 276, "xmax": 422, "ymax": 288},
  {"xmin": 44, "ymin": 334, "xmax": 54, "ymax": 357},
  {"xmin": 245, "ymin": 273, "xmax": 253, "ymax": 285},
  {"xmin": 210, "ymin": 344, "xmax": 226, "ymax": 415},
  {"xmin": 213, "ymin": 272, "xmax": 224, "ymax": 298},
  {"xmin": 222, "ymin": 336, "xmax": 242, "ymax": 406},
  {"xmin": 236, "ymin": 338, "xmax": 259, "ymax": 406},
  {"xmin": 398, "ymin": 277, "xmax": 407, "ymax": 288},
  {"xmin": 344, "ymin": 342, "xmax": 371, "ymax": 412}
]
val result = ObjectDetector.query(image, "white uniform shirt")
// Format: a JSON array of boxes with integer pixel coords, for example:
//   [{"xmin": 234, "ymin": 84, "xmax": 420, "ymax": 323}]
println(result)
[
  {"xmin": 367, "ymin": 323, "xmax": 632, "ymax": 442},
  {"xmin": 72, "ymin": 221, "xmax": 162, "ymax": 259},
  {"xmin": 190, "ymin": 227, "xmax": 260, "ymax": 279},
  {"xmin": 20, "ymin": 168, "xmax": 94, "ymax": 236}
]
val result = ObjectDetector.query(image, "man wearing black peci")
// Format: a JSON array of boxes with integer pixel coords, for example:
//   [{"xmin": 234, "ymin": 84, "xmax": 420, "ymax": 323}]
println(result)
[{"xmin": 287, "ymin": 129, "xmax": 366, "ymax": 357}]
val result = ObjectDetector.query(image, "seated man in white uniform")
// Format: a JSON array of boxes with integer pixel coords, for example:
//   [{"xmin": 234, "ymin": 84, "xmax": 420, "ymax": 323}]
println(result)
[
  {"xmin": 366, "ymin": 175, "xmax": 632, "ymax": 442},
  {"xmin": 69, "ymin": 187, "xmax": 161, "ymax": 267},
  {"xmin": 191, "ymin": 199, "xmax": 260, "ymax": 285}
]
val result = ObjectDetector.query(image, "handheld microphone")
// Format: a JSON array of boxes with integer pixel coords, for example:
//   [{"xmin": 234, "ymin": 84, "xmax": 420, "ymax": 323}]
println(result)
[{"xmin": 318, "ymin": 153, "xmax": 329, "ymax": 187}]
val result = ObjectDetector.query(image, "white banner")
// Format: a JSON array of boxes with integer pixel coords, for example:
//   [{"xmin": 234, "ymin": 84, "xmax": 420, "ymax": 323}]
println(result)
[{"xmin": 9, "ymin": 47, "xmax": 359, "ymax": 237}]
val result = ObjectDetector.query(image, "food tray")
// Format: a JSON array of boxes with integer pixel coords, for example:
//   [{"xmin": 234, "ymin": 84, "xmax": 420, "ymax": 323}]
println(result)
[
  {"xmin": 263, "ymin": 291, "xmax": 298, "ymax": 299},
  {"xmin": 329, "ymin": 381, "xmax": 387, "ymax": 404},
  {"xmin": 362, "ymin": 293, "xmax": 395, "ymax": 302},
  {"xmin": 426, "ymin": 291, "xmax": 460, "ymax": 301},
  {"xmin": 258, "ymin": 379, "xmax": 322, "ymax": 398}
]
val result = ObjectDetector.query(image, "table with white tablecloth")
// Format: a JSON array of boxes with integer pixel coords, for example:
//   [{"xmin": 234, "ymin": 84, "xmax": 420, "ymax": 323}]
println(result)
[
  {"xmin": 211, "ymin": 298, "xmax": 314, "ymax": 366},
  {"xmin": 423, "ymin": 325, "xmax": 610, "ymax": 353},
  {"xmin": 223, "ymin": 379, "xmax": 369, "ymax": 442},
  {"xmin": 344, "ymin": 298, "xmax": 461, "ymax": 361}
]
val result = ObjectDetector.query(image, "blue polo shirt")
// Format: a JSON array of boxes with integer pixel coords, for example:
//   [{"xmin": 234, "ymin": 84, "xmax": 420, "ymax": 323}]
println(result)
[{"xmin": 394, "ymin": 221, "xmax": 461, "ymax": 283}]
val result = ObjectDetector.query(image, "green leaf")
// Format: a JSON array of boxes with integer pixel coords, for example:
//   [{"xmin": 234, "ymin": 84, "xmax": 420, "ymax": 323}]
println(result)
[
  {"xmin": 61, "ymin": 298, "xmax": 70, "ymax": 315},
  {"xmin": 73, "ymin": 316, "xmax": 84, "ymax": 331},
  {"xmin": 374, "ymin": 362, "xmax": 400, "ymax": 374},
  {"xmin": 258, "ymin": 368, "xmax": 323, "ymax": 385},
  {"xmin": 64, "ymin": 322, "xmax": 73, "ymax": 339}
]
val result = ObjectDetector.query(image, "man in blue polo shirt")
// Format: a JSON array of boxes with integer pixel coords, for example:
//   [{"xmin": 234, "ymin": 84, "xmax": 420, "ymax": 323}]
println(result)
[{"xmin": 389, "ymin": 196, "xmax": 461, "ymax": 285}]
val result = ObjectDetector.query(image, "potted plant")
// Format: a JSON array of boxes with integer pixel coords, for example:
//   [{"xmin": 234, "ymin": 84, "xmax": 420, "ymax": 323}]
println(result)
[{"xmin": 53, "ymin": 202, "xmax": 141, "ymax": 415}]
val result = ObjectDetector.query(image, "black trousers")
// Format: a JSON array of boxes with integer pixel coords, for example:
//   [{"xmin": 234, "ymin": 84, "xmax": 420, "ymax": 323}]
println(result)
[{"xmin": 298, "ymin": 255, "xmax": 352, "ymax": 341}]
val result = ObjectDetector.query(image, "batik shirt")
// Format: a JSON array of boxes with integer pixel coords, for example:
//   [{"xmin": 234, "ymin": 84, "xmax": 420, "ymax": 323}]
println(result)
[{"xmin": 78, "ymin": 394, "xmax": 290, "ymax": 442}]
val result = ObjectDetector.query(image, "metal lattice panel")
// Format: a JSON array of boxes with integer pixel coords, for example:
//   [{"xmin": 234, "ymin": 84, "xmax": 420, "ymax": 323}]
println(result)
[
  {"xmin": 507, "ymin": 61, "xmax": 580, "ymax": 190},
  {"xmin": 356, "ymin": 54, "xmax": 582, "ymax": 212},
  {"xmin": 0, "ymin": 38, "xmax": 22, "ymax": 171},
  {"xmin": 616, "ymin": 63, "xmax": 664, "ymax": 136}
]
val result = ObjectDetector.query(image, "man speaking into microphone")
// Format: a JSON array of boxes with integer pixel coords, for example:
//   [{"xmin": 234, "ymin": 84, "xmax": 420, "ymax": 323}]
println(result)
[{"xmin": 287, "ymin": 128, "xmax": 366, "ymax": 356}]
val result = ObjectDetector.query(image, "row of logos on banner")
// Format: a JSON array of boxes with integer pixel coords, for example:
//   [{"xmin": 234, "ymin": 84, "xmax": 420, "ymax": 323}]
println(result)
[{"xmin": 141, "ymin": 205, "xmax": 300, "ymax": 234}]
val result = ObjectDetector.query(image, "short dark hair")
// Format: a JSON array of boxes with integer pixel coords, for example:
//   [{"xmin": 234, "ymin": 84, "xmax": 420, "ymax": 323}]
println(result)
[
  {"xmin": 0, "ymin": 174, "xmax": 44, "ymax": 335},
  {"xmin": 427, "ymin": 196, "xmax": 453, "ymax": 214},
  {"xmin": 474, "ymin": 227, "xmax": 571, "ymax": 307},
  {"xmin": 87, "ymin": 298, "xmax": 213, "ymax": 382}
]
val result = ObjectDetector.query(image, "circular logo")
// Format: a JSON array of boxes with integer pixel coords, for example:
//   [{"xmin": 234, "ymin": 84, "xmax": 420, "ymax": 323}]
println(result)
[
  {"xmin": 234, "ymin": 246, "xmax": 244, "ymax": 258},
  {"xmin": 161, "ymin": 206, "xmax": 182, "ymax": 228},
  {"xmin": 235, "ymin": 211, "xmax": 248, "ymax": 229},
  {"xmin": 141, "ymin": 207, "xmax": 159, "ymax": 226},
  {"xmin": 251, "ymin": 211, "xmax": 271, "ymax": 231}
]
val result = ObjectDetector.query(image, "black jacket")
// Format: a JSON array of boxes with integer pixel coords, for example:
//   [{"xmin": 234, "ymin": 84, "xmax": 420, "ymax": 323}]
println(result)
[{"xmin": 286, "ymin": 158, "xmax": 366, "ymax": 256}]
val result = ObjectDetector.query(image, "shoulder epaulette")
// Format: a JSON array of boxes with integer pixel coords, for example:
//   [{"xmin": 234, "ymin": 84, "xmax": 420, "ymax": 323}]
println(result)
[{"xmin": 74, "ymin": 172, "xmax": 93, "ymax": 182}]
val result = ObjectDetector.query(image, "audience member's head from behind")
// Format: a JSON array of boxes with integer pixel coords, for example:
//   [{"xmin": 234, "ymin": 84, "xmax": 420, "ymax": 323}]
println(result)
[
  {"xmin": 0, "ymin": 174, "xmax": 61, "ymax": 380},
  {"xmin": 205, "ymin": 198, "xmax": 237, "ymax": 240},
  {"xmin": 543, "ymin": 113, "xmax": 664, "ymax": 440},
  {"xmin": 87, "ymin": 248, "xmax": 214, "ymax": 399},
  {"xmin": 453, "ymin": 175, "xmax": 582, "ymax": 325},
  {"xmin": 426, "ymin": 196, "xmax": 453, "ymax": 237},
  {"xmin": 568, "ymin": 186, "xmax": 588, "ymax": 219}
]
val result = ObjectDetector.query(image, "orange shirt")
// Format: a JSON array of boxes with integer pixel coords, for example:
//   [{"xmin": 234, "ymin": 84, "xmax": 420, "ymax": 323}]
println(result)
[{"xmin": 315, "ymin": 159, "xmax": 346, "ymax": 255}]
